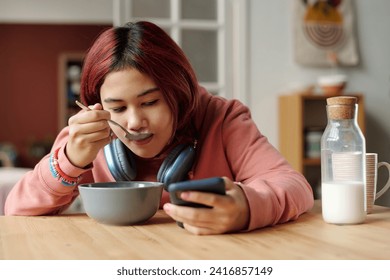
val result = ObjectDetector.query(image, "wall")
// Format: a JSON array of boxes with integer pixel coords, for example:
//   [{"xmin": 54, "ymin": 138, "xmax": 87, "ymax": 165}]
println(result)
[
  {"xmin": 0, "ymin": 24, "xmax": 111, "ymax": 167},
  {"xmin": 0, "ymin": 0, "xmax": 112, "ymax": 24},
  {"xmin": 249, "ymin": 0, "xmax": 390, "ymax": 206}
]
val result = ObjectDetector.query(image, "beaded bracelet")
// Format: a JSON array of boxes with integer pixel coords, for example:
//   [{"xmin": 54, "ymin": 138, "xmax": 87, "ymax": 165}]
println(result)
[{"xmin": 49, "ymin": 148, "xmax": 80, "ymax": 186}]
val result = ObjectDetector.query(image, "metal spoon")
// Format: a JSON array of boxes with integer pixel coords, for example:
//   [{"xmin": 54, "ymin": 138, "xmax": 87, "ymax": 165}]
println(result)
[{"xmin": 75, "ymin": 100, "xmax": 152, "ymax": 141}]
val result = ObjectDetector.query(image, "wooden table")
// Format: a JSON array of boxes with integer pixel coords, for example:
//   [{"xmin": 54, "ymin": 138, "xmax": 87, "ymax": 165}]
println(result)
[{"xmin": 1, "ymin": 200, "xmax": 390, "ymax": 260}]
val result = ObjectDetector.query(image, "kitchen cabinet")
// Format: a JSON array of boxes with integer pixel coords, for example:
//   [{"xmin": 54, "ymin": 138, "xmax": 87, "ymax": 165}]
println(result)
[
  {"xmin": 58, "ymin": 53, "xmax": 84, "ymax": 130},
  {"xmin": 278, "ymin": 93, "xmax": 365, "ymax": 198}
]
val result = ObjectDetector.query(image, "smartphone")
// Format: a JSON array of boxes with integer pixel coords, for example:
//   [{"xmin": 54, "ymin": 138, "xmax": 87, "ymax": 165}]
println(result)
[
  {"xmin": 167, "ymin": 177, "xmax": 226, "ymax": 208},
  {"xmin": 167, "ymin": 177, "xmax": 226, "ymax": 228}
]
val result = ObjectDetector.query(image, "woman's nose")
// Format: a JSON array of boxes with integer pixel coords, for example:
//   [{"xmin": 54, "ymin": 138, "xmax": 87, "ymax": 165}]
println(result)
[{"xmin": 126, "ymin": 109, "xmax": 146, "ymax": 131}]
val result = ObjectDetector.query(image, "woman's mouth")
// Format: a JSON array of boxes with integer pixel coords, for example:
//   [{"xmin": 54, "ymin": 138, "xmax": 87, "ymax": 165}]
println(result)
[
  {"xmin": 131, "ymin": 133, "xmax": 153, "ymax": 144},
  {"xmin": 126, "ymin": 133, "xmax": 152, "ymax": 141}
]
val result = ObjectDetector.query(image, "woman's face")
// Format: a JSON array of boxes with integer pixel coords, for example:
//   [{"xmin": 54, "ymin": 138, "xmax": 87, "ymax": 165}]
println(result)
[{"xmin": 100, "ymin": 68, "xmax": 174, "ymax": 158}]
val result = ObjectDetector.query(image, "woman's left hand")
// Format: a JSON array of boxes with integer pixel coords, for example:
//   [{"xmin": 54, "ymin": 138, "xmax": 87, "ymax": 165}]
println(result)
[{"xmin": 163, "ymin": 177, "xmax": 250, "ymax": 235}]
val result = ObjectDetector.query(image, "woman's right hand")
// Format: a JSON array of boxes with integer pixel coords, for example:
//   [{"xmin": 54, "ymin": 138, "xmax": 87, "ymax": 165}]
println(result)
[{"xmin": 66, "ymin": 103, "xmax": 112, "ymax": 168}]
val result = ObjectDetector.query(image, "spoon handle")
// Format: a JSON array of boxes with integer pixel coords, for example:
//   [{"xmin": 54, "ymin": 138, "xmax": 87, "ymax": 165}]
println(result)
[
  {"xmin": 75, "ymin": 100, "xmax": 129, "ymax": 135},
  {"xmin": 75, "ymin": 100, "xmax": 90, "ymax": 111},
  {"xmin": 74, "ymin": 100, "xmax": 149, "ymax": 141}
]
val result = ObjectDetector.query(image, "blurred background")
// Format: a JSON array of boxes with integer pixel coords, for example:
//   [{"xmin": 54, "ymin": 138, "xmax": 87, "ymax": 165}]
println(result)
[{"xmin": 0, "ymin": 0, "xmax": 389, "ymax": 205}]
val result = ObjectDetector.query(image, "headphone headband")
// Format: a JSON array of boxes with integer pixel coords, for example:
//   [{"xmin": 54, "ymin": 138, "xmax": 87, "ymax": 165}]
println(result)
[{"xmin": 104, "ymin": 139, "xmax": 196, "ymax": 188}]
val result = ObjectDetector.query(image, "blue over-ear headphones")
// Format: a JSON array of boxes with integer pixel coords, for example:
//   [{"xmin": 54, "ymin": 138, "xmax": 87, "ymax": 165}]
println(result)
[{"xmin": 104, "ymin": 139, "xmax": 196, "ymax": 188}]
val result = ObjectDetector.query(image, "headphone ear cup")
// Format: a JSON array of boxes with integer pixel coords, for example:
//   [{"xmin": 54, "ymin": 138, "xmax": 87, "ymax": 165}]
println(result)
[
  {"xmin": 104, "ymin": 139, "xmax": 137, "ymax": 181},
  {"xmin": 157, "ymin": 144, "xmax": 196, "ymax": 187}
]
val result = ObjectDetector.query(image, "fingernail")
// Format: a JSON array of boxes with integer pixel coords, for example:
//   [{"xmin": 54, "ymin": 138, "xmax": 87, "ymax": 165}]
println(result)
[
  {"xmin": 180, "ymin": 191, "xmax": 189, "ymax": 200},
  {"xmin": 163, "ymin": 203, "xmax": 171, "ymax": 213}
]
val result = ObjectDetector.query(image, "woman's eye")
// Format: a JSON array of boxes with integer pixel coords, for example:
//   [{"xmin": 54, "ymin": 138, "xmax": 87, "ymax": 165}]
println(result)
[
  {"xmin": 111, "ymin": 106, "xmax": 126, "ymax": 113},
  {"xmin": 142, "ymin": 99, "xmax": 159, "ymax": 107}
]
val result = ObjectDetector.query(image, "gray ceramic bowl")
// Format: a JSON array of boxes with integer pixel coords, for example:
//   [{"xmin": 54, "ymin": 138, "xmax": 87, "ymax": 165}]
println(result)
[{"xmin": 78, "ymin": 181, "xmax": 164, "ymax": 226}]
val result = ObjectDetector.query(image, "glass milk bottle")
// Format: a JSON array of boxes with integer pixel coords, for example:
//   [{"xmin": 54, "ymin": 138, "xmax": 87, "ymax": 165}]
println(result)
[{"xmin": 321, "ymin": 96, "xmax": 366, "ymax": 224}]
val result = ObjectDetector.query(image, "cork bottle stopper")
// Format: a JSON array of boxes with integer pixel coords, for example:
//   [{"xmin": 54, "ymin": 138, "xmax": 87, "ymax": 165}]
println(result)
[{"xmin": 326, "ymin": 96, "xmax": 357, "ymax": 120}]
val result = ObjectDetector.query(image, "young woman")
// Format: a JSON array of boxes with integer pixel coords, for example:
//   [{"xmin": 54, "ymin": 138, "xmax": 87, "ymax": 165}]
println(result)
[{"xmin": 5, "ymin": 21, "xmax": 314, "ymax": 235}]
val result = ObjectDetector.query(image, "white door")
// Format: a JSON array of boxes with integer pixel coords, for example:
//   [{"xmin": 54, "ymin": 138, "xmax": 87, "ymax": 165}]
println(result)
[{"xmin": 113, "ymin": 0, "xmax": 248, "ymax": 104}]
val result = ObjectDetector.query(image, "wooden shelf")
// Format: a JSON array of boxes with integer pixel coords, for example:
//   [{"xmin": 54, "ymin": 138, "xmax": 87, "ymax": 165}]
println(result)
[
  {"xmin": 303, "ymin": 158, "xmax": 321, "ymax": 166},
  {"xmin": 58, "ymin": 52, "xmax": 85, "ymax": 131}
]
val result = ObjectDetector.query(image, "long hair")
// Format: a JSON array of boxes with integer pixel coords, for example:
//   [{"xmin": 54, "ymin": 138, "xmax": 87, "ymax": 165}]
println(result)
[{"xmin": 80, "ymin": 21, "xmax": 199, "ymax": 139}]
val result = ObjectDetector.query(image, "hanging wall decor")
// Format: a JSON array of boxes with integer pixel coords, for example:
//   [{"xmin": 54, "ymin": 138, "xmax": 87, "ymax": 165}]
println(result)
[{"xmin": 293, "ymin": 0, "xmax": 359, "ymax": 67}]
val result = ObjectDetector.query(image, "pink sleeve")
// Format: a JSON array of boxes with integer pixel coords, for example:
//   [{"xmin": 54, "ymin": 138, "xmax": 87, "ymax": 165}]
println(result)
[
  {"xmin": 5, "ymin": 127, "xmax": 94, "ymax": 216},
  {"xmin": 223, "ymin": 101, "xmax": 314, "ymax": 231}
]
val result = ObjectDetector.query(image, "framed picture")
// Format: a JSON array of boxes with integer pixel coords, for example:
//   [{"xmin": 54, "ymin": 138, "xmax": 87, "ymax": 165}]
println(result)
[{"xmin": 293, "ymin": 0, "xmax": 359, "ymax": 67}]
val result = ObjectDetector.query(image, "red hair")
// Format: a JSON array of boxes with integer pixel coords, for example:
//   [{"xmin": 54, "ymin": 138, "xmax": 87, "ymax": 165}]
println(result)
[{"xmin": 80, "ymin": 21, "xmax": 199, "ymax": 139}]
